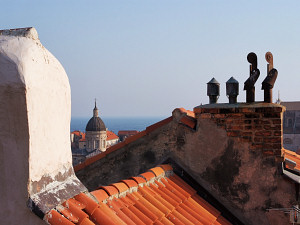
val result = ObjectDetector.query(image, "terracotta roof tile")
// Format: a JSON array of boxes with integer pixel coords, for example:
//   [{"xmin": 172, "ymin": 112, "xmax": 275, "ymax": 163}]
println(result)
[
  {"xmin": 46, "ymin": 165, "xmax": 232, "ymax": 225},
  {"xmin": 45, "ymin": 210, "xmax": 74, "ymax": 225},
  {"xmin": 180, "ymin": 116, "xmax": 196, "ymax": 129},
  {"xmin": 177, "ymin": 107, "xmax": 196, "ymax": 118},
  {"xmin": 63, "ymin": 200, "xmax": 89, "ymax": 224},
  {"xmin": 91, "ymin": 189, "xmax": 109, "ymax": 202},
  {"xmin": 106, "ymin": 130, "xmax": 119, "ymax": 140},
  {"xmin": 131, "ymin": 176, "xmax": 147, "ymax": 184},
  {"xmin": 140, "ymin": 171, "xmax": 156, "ymax": 181},
  {"xmin": 71, "ymin": 130, "xmax": 82, "ymax": 137},
  {"xmin": 101, "ymin": 185, "xmax": 119, "ymax": 196},
  {"xmin": 74, "ymin": 193, "xmax": 98, "ymax": 215},
  {"xmin": 112, "ymin": 182, "xmax": 129, "ymax": 193},
  {"xmin": 79, "ymin": 133, "xmax": 86, "ymax": 142},
  {"xmin": 120, "ymin": 206, "xmax": 148, "ymax": 225},
  {"xmin": 122, "ymin": 179, "xmax": 138, "ymax": 188},
  {"xmin": 149, "ymin": 166, "xmax": 165, "ymax": 177},
  {"xmin": 57, "ymin": 207, "xmax": 79, "ymax": 223},
  {"xmin": 64, "ymin": 198, "xmax": 86, "ymax": 209}
]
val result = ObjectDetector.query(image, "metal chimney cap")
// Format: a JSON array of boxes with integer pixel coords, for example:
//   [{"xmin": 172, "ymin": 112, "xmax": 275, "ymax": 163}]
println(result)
[
  {"xmin": 207, "ymin": 78, "xmax": 220, "ymax": 84},
  {"xmin": 226, "ymin": 77, "xmax": 238, "ymax": 84}
]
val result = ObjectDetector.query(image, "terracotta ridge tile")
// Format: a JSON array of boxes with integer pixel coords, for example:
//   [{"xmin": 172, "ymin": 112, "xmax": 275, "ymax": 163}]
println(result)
[
  {"xmin": 121, "ymin": 179, "xmax": 139, "ymax": 189},
  {"xmin": 100, "ymin": 185, "xmax": 119, "ymax": 197},
  {"xmin": 140, "ymin": 171, "xmax": 156, "ymax": 182},
  {"xmin": 111, "ymin": 182, "xmax": 129, "ymax": 194},
  {"xmin": 131, "ymin": 176, "xmax": 147, "ymax": 186},
  {"xmin": 179, "ymin": 116, "xmax": 196, "ymax": 129},
  {"xmin": 149, "ymin": 167, "xmax": 165, "ymax": 177},
  {"xmin": 91, "ymin": 189, "xmax": 109, "ymax": 202},
  {"xmin": 177, "ymin": 107, "xmax": 196, "ymax": 118}
]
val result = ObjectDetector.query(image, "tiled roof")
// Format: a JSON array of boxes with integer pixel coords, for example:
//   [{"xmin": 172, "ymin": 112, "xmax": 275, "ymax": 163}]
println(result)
[
  {"xmin": 72, "ymin": 130, "xmax": 82, "ymax": 137},
  {"xmin": 79, "ymin": 133, "xmax": 86, "ymax": 142},
  {"xmin": 45, "ymin": 165, "xmax": 232, "ymax": 225},
  {"xmin": 107, "ymin": 130, "xmax": 119, "ymax": 141}
]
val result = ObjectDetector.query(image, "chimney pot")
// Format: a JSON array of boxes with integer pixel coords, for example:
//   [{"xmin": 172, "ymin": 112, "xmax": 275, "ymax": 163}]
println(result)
[
  {"xmin": 207, "ymin": 78, "xmax": 220, "ymax": 104},
  {"xmin": 226, "ymin": 77, "xmax": 239, "ymax": 104}
]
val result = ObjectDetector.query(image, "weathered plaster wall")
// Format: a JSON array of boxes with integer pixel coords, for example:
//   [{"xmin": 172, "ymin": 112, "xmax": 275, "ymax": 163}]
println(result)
[
  {"xmin": 0, "ymin": 28, "xmax": 86, "ymax": 224},
  {"xmin": 76, "ymin": 104, "xmax": 295, "ymax": 225}
]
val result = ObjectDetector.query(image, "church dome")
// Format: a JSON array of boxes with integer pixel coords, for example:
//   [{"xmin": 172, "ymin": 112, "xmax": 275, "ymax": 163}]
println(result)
[
  {"xmin": 85, "ymin": 101, "xmax": 106, "ymax": 132},
  {"xmin": 86, "ymin": 117, "xmax": 106, "ymax": 131}
]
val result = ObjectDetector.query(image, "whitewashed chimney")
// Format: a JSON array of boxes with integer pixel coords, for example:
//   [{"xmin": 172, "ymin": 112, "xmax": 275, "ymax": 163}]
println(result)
[{"xmin": 0, "ymin": 27, "xmax": 86, "ymax": 224}]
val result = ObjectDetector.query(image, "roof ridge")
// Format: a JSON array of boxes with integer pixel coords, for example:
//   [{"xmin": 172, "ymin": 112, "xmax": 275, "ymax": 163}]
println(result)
[{"xmin": 74, "ymin": 116, "xmax": 173, "ymax": 172}]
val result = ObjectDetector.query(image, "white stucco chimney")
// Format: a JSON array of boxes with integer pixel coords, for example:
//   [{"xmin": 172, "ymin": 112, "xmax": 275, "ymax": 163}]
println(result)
[{"xmin": 0, "ymin": 27, "xmax": 86, "ymax": 224}]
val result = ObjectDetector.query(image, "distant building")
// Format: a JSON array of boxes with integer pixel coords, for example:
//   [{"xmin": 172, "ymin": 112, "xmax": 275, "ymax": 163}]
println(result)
[
  {"xmin": 70, "ymin": 130, "xmax": 84, "ymax": 149},
  {"xmin": 70, "ymin": 102, "xmax": 119, "ymax": 165},
  {"xmin": 85, "ymin": 101, "xmax": 107, "ymax": 152},
  {"xmin": 281, "ymin": 101, "xmax": 300, "ymax": 151},
  {"xmin": 118, "ymin": 130, "xmax": 139, "ymax": 141},
  {"xmin": 106, "ymin": 130, "xmax": 119, "ymax": 147}
]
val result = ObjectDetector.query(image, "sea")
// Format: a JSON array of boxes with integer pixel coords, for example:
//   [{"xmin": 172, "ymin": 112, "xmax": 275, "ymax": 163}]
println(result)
[{"xmin": 71, "ymin": 117, "xmax": 165, "ymax": 134}]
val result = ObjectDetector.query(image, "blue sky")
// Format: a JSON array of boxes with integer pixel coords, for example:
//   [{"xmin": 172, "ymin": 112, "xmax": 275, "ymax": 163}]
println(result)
[{"xmin": 2, "ymin": 1, "xmax": 300, "ymax": 117}]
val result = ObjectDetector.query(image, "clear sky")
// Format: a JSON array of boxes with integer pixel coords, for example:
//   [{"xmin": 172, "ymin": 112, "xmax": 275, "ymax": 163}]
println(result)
[{"xmin": 1, "ymin": 1, "xmax": 300, "ymax": 117}]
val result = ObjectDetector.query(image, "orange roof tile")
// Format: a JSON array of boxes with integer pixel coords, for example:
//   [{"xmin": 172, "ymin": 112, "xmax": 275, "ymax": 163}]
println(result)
[
  {"xmin": 71, "ymin": 130, "xmax": 82, "ymax": 137},
  {"xmin": 112, "ymin": 182, "xmax": 129, "ymax": 193},
  {"xmin": 106, "ymin": 130, "xmax": 119, "ymax": 140},
  {"xmin": 101, "ymin": 185, "xmax": 119, "ymax": 196},
  {"xmin": 79, "ymin": 133, "xmax": 86, "ymax": 142},
  {"xmin": 45, "ymin": 209, "xmax": 74, "ymax": 225},
  {"xmin": 140, "ymin": 171, "xmax": 156, "ymax": 181},
  {"xmin": 180, "ymin": 116, "xmax": 196, "ymax": 129},
  {"xmin": 131, "ymin": 176, "xmax": 147, "ymax": 184},
  {"xmin": 149, "ymin": 167, "xmax": 165, "ymax": 177},
  {"xmin": 122, "ymin": 179, "xmax": 138, "ymax": 188},
  {"xmin": 91, "ymin": 189, "xmax": 109, "ymax": 202},
  {"xmin": 178, "ymin": 107, "xmax": 196, "ymax": 118},
  {"xmin": 47, "ymin": 164, "xmax": 233, "ymax": 225}
]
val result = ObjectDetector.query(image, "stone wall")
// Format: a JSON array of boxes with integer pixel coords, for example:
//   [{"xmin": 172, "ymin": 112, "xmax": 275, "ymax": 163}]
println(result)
[
  {"xmin": 76, "ymin": 102, "xmax": 295, "ymax": 225},
  {"xmin": 194, "ymin": 103, "xmax": 284, "ymax": 157}
]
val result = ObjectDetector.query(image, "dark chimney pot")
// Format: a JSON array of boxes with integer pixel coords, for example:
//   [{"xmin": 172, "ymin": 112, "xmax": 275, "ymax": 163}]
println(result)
[
  {"xmin": 226, "ymin": 77, "xmax": 239, "ymax": 104},
  {"xmin": 207, "ymin": 78, "xmax": 220, "ymax": 104},
  {"xmin": 244, "ymin": 52, "xmax": 260, "ymax": 103}
]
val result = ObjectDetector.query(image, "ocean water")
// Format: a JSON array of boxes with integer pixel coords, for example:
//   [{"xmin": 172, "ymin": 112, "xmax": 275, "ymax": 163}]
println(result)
[{"xmin": 71, "ymin": 117, "xmax": 166, "ymax": 134}]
